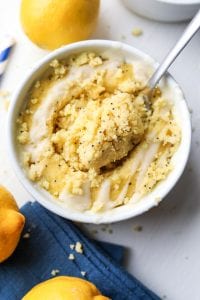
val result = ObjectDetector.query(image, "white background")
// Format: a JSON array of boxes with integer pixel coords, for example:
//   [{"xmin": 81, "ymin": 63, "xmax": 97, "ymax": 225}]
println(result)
[{"xmin": 0, "ymin": 1, "xmax": 200, "ymax": 299}]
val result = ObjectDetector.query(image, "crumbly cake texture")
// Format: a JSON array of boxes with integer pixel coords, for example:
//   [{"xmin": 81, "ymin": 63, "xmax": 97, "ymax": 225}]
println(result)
[{"xmin": 17, "ymin": 52, "xmax": 181, "ymax": 212}]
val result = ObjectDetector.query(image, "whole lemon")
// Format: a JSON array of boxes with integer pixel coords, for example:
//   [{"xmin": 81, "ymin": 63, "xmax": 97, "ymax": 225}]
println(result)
[
  {"xmin": 0, "ymin": 186, "xmax": 25, "ymax": 263},
  {"xmin": 22, "ymin": 276, "xmax": 110, "ymax": 300},
  {"xmin": 20, "ymin": 0, "xmax": 100, "ymax": 50}
]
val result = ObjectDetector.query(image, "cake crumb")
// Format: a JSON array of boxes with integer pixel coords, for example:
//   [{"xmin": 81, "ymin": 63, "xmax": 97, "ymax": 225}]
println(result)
[
  {"xmin": 70, "ymin": 244, "xmax": 75, "ymax": 250},
  {"xmin": 17, "ymin": 131, "xmax": 29, "ymax": 144},
  {"xmin": 132, "ymin": 28, "xmax": 143, "ymax": 37},
  {"xmin": 50, "ymin": 59, "xmax": 60, "ymax": 68},
  {"xmin": 35, "ymin": 81, "xmax": 41, "ymax": 88},
  {"xmin": 23, "ymin": 233, "xmax": 30, "ymax": 239},
  {"xmin": 68, "ymin": 253, "xmax": 75, "ymax": 260},
  {"xmin": 31, "ymin": 98, "xmax": 39, "ymax": 105},
  {"xmin": 51, "ymin": 269, "xmax": 60, "ymax": 276},
  {"xmin": 75, "ymin": 242, "xmax": 83, "ymax": 254},
  {"xmin": 41, "ymin": 180, "xmax": 50, "ymax": 190}
]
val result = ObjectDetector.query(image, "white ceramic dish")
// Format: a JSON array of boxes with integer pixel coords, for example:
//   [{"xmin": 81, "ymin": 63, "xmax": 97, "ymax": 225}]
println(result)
[
  {"xmin": 7, "ymin": 40, "xmax": 191, "ymax": 224},
  {"xmin": 122, "ymin": 0, "xmax": 200, "ymax": 22}
]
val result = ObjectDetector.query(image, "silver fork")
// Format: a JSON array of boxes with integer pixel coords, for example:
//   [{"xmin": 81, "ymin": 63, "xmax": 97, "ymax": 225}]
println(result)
[{"xmin": 148, "ymin": 9, "xmax": 200, "ymax": 91}]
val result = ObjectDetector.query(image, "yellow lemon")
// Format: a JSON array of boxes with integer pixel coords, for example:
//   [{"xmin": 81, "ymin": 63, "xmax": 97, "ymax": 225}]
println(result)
[
  {"xmin": 22, "ymin": 276, "xmax": 110, "ymax": 300},
  {"xmin": 20, "ymin": 0, "xmax": 100, "ymax": 50},
  {"xmin": 0, "ymin": 186, "xmax": 25, "ymax": 263}
]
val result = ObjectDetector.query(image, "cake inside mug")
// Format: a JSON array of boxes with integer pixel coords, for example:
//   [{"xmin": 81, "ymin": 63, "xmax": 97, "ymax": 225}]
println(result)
[{"xmin": 17, "ymin": 51, "xmax": 181, "ymax": 212}]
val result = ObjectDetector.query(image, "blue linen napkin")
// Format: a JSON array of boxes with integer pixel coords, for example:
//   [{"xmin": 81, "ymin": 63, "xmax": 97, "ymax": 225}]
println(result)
[{"xmin": 0, "ymin": 202, "xmax": 160, "ymax": 300}]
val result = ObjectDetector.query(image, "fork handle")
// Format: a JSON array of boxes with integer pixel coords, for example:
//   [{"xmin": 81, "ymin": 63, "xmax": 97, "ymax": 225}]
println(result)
[{"xmin": 148, "ymin": 9, "xmax": 200, "ymax": 89}]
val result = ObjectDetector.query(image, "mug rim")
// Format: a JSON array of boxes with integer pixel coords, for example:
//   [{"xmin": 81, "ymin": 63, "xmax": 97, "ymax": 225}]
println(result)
[{"xmin": 7, "ymin": 40, "xmax": 191, "ymax": 224}]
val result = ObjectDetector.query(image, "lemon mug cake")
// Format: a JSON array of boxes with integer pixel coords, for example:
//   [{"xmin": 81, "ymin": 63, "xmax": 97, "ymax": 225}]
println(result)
[{"xmin": 17, "ymin": 51, "xmax": 181, "ymax": 213}]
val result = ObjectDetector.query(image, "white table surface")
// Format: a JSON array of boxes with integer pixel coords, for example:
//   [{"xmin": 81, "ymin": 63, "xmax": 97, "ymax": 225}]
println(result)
[{"xmin": 1, "ymin": 1, "xmax": 200, "ymax": 299}]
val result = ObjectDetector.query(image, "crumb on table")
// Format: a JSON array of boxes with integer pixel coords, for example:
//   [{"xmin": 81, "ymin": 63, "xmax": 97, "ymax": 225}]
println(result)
[
  {"xmin": 68, "ymin": 253, "xmax": 75, "ymax": 260},
  {"xmin": 51, "ymin": 269, "xmax": 60, "ymax": 276},
  {"xmin": 132, "ymin": 28, "xmax": 143, "ymax": 37},
  {"xmin": 75, "ymin": 242, "xmax": 83, "ymax": 254},
  {"xmin": 70, "ymin": 244, "xmax": 75, "ymax": 250},
  {"xmin": 23, "ymin": 233, "xmax": 30, "ymax": 239}
]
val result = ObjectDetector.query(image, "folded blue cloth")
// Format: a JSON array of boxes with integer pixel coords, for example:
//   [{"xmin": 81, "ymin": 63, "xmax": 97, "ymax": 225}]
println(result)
[{"xmin": 0, "ymin": 202, "xmax": 160, "ymax": 300}]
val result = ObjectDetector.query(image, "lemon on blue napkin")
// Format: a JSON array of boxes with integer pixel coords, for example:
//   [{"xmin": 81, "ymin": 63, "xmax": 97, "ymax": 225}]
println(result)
[{"xmin": 0, "ymin": 202, "xmax": 160, "ymax": 300}]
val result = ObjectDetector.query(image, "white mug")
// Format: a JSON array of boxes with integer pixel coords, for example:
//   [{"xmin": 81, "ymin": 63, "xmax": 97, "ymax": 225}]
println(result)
[{"xmin": 122, "ymin": 0, "xmax": 200, "ymax": 22}]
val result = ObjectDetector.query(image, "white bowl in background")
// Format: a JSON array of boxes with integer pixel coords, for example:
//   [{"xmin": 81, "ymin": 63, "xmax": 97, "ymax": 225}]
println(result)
[
  {"xmin": 122, "ymin": 0, "xmax": 200, "ymax": 22},
  {"xmin": 7, "ymin": 40, "xmax": 191, "ymax": 224}
]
